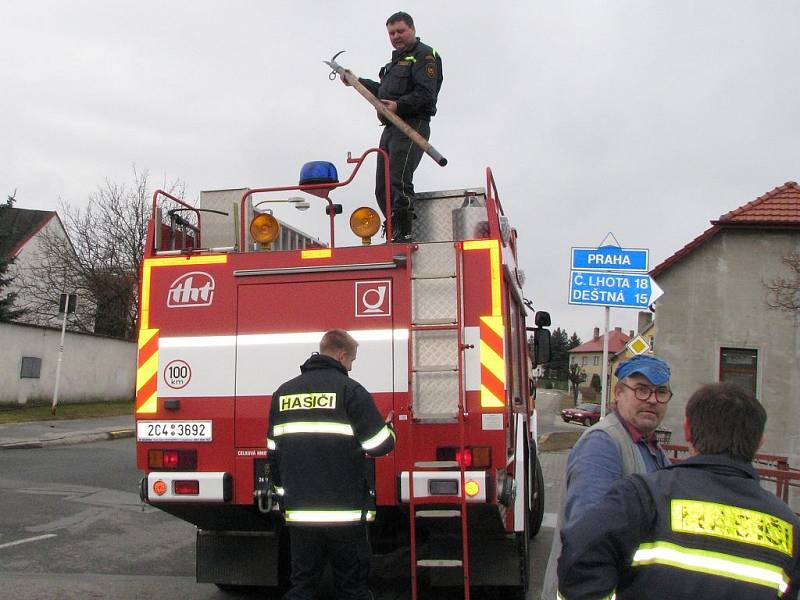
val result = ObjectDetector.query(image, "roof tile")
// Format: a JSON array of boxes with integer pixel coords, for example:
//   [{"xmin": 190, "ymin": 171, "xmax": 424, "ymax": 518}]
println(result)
[{"xmin": 651, "ymin": 181, "xmax": 800, "ymax": 278}]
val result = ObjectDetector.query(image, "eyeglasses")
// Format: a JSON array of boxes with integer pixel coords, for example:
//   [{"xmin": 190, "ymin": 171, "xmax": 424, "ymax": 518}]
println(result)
[{"xmin": 619, "ymin": 382, "xmax": 673, "ymax": 403}]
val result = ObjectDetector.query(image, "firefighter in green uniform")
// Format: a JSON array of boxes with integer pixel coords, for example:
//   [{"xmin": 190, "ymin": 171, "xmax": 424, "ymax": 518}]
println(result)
[
  {"xmin": 267, "ymin": 329, "xmax": 395, "ymax": 600},
  {"xmin": 343, "ymin": 11, "xmax": 443, "ymax": 242}
]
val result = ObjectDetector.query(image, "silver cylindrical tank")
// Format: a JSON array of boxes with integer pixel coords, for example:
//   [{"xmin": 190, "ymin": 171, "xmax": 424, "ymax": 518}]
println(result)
[{"xmin": 452, "ymin": 193, "xmax": 488, "ymax": 240}]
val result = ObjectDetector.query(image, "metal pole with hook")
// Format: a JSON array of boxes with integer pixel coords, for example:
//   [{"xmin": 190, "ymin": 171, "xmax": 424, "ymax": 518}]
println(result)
[{"xmin": 324, "ymin": 51, "xmax": 448, "ymax": 167}]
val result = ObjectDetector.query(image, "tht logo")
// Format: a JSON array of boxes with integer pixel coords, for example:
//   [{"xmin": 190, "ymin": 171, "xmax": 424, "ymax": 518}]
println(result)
[
  {"xmin": 167, "ymin": 272, "xmax": 216, "ymax": 308},
  {"xmin": 355, "ymin": 280, "xmax": 391, "ymax": 317}
]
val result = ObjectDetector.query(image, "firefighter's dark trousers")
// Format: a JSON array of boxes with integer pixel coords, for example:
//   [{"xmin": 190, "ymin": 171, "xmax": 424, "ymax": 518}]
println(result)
[
  {"xmin": 376, "ymin": 118, "xmax": 430, "ymax": 235},
  {"xmin": 283, "ymin": 524, "xmax": 372, "ymax": 600}
]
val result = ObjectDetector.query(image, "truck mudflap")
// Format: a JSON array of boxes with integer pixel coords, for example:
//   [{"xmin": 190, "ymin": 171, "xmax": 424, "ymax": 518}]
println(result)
[
  {"xmin": 399, "ymin": 470, "xmax": 490, "ymax": 503},
  {"xmin": 141, "ymin": 472, "xmax": 232, "ymax": 502}
]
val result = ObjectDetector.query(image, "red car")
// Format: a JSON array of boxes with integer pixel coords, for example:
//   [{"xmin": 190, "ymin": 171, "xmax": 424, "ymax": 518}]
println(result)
[{"xmin": 561, "ymin": 403, "xmax": 601, "ymax": 427}]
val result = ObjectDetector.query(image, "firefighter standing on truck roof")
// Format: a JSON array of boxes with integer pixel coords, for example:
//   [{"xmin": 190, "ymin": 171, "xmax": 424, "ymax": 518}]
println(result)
[
  {"xmin": 267, "ymin": 329, "xmax": 395, "ymax": 600},
  {"xmin": 342, "ymin": 11, "xmax": 443, "ymax": 243}
]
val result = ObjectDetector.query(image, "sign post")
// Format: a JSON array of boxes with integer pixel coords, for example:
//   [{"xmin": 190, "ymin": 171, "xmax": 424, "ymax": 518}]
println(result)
[
  {"xmin": 52, "ymin": 293, "xmax": 77, "ymax": 415},
  {"xmin": 569, "ymin": 239, "xmax": 663, "ymax": 417}
]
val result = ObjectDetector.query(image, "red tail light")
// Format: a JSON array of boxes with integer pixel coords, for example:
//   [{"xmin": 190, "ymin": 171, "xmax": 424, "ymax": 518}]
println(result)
[
  {"xmin": 455, "ymin": 449, "xmax": 473, "ymax": 467},
  {"xmin": 436, "ymin": 446, "xmax": 491, "ymax": 468},
  {"xmin": 148, "ymin": 449, "xmax": 197, "ymax": 470},
  {"xmin": 173, "ymin": 480, "xmax": 200, "ymax": 495}
]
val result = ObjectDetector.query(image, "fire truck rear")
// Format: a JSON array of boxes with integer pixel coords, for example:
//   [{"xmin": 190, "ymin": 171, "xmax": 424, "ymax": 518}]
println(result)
[{"xmin": 136, "ymin": 148, "xmax": 551, "ymax": 597}]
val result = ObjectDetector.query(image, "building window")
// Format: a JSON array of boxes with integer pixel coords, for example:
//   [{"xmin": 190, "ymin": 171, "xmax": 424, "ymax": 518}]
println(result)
[
  {"xmin": 581, "ymin": 356, "xmax": 587, "ymax": 366},
  {"xmin": 719, "ymin": 348, "xmax": 758, "ymax": 396},
  {"xmin": 593, "ymin": 356, "xmax": 599, "ymax": 366},
  {"xmin": 20, "ymin": 357, "xmax": 42, "ymax": 379}
]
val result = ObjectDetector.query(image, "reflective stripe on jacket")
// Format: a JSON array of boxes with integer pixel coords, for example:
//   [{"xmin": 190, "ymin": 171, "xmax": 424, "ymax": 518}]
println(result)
[
  {"xmin": 267, "ymin": 353, "xmax": 395, "ymax": 525},
  {"xmin": 558, "ymin": 454, "xmax": 800, "ymax": 599}
]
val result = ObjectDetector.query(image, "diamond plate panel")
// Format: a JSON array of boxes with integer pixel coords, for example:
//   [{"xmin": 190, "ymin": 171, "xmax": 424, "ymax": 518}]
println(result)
[
  {"xmin": 413, "ymin": 371, "xmax": 459, "ymax": 419},
  {"xmin": 412, "ymin": 330, "xmax": 458, "ymax": 368},
  {"xmin": 413, "ymin": 189, "xmax": 486, "ymax": 242},
  {"xmin": 412, "ymin": 278, "xmax": 457, "ymax": 323},
  {"xmin": 411, "ymin": 242, "xmax": 456, "ymax": 279}
]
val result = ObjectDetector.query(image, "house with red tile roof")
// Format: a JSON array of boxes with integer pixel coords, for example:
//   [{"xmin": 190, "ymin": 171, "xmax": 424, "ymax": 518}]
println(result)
[
  {"xmin": 568, "ymin": 326, "xmax": 631, "ymax": 403},
  {"xmin": 649, "ymin": 181, "xmax": 800, "ymax": 463}
]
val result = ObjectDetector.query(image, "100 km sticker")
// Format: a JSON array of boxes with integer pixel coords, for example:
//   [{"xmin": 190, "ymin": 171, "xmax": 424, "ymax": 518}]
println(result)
[{"xmin": 164, "ymin": 359, "xmax": 192, "ymax": 389}]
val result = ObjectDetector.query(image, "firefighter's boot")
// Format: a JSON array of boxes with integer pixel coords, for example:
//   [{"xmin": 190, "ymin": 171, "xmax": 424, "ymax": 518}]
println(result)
[{"xmin": 391, "ymin": 209, "xmax": 414, "ymax": 243}]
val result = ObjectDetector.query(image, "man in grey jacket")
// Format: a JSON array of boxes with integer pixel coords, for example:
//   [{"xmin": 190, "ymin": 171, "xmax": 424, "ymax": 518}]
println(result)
[{"xmin": 541, "ymin": 354, "xmax": 673, "ymax": 599}]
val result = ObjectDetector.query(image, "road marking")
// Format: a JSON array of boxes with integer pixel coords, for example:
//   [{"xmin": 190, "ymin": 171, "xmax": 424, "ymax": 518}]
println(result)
[
  {"xmin": 0, "ymin": 533, "xmax": 57, "ymax": 549},
  {"xmin": 541, "ymin": 512, "xmax": 558, "ymax": 529}
]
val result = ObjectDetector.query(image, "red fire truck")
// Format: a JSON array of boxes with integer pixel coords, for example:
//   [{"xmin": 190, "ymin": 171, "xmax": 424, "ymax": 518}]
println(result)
[{"xmin": 136, "ymin": 148, "xmax": 551, "ymax": 598}]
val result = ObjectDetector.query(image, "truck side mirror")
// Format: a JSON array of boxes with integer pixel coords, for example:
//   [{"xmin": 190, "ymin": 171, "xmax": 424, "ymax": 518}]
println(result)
[{"xmin": 531, "ymin": 327, "xmax": 550, "ymax": 366}]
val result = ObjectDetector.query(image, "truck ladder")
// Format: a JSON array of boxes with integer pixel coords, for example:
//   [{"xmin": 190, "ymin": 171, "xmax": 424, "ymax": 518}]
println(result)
[{"xmin": 407, "ymin": 242, "xmax": 470, "ymax": 599}]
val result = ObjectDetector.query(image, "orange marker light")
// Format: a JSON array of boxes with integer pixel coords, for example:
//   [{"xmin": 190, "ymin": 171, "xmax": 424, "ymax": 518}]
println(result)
[
  {"xmin": 464, "ymin": 480, "xmax": 480, "ymax": 497},
  {"xmin": 153, "ymin": 480, "xmax": 168, "ymax": 496}
]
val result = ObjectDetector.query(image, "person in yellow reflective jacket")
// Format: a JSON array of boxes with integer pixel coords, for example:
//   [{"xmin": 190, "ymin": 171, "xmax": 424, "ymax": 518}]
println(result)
[
  {"xmin": 268, "ymin": 329, "xmax": 395, "ymax": 600},
  {"xmin": 557, "ymin": 382, "xmax": 800, "ymax": 599}
]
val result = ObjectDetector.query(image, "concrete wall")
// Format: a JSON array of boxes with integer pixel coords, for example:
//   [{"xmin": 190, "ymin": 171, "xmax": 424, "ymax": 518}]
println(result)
[
  {"xmin": 654, "ymin": 229, "xmax": 800, "ymax": 464},
  {"xmin": 0, "ymin": 321, "xmax": 135, "ymax": 405}
]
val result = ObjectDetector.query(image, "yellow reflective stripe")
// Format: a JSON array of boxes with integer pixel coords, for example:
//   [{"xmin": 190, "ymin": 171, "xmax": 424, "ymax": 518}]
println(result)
[
  {"xmin": 480, "ymin": 384, "xmax": 505, "ymax": 408},
  {"xmin": 671, "ymin": 498, "xmax": 794, "ymax": 556},
  {"xmin": 361, "ymin": 425, "xmax": 393, "ymax": 451},
  {"xmin": 633, "ymin": 541, "xmax": 790, "ymax": 593},
  {"xmin": 301, "ymin": 249, "xmax": 331, "ymax": 259},
  {"xmin": 463, "ymin": 239, "xmax": 501, "ymax": 316},
  {"xmin": 479, "ymin": 338, "xmax": 505, "ymax": 381},
  {"xmin": 272, "ymin": 422, "xmax": 354, "ymax": 437},
  {"xmin": 266, "ymin": 438, "xmax": 276, "ymax": 450},
  {"xmin": 403, "ymin": 55, "xmax": 416, "ymax": 62},
  {"xmin": 137, "ymin": 391, "xmax": 158, "ymax": 414},
  {"xmin": 285, "ymin": 510, "xmax": 375, "ymax": 523}
]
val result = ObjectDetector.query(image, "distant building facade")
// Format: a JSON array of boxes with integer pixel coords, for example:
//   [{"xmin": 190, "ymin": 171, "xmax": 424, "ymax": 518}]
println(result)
[
  {"xmin": 651, "ymin": 181, "xmax": 800, "ymax": 462},
  {"xmin": 569, "ymin": 326, "xmax": 632, "ymax": 403}
]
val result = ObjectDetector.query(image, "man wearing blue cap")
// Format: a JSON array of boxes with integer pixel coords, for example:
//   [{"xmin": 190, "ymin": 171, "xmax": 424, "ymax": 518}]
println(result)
[
  {"xmin": 558, "ymin": 382, "xmax": 800, "ymax": 599},
  {"xmin": 541, "ymin": 354, "xmax": 673, "ymax": 599}
]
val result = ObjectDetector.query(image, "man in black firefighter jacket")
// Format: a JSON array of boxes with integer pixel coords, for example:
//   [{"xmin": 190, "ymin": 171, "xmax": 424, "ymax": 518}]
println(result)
[
  {"xmin": 267, "ymin": 328, "xmax": 395, "ymax": 600},
  {"xmin": 558, "ymin": 382, "xmax": 800, "ymax": 599},
  {"xmin": 344, "ymin": 11, "xmax": 443, "ymax": 242}
]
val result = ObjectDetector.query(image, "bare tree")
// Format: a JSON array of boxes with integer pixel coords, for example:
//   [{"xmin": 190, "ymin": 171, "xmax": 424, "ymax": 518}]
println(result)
[
  {"xmin": 567, "ymin": 362, "xmax": 587, "ymax": 405},
  {"xmin": 765, "ymin": 253, "xmax": 800, "ymax": 314},
  {"xmin": 17, "ymin": 168, "xmax": 184, "ymax": 340}
]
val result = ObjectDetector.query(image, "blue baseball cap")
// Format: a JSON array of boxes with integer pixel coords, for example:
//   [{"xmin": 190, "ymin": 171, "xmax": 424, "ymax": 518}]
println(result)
[{"xmin": 614, "ymin": 355, "xmax": 671, "ymax": 386}]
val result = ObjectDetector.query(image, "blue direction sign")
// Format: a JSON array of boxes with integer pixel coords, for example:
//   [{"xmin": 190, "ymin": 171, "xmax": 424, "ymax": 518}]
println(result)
[
  {"xmin": 571, "ymin": 246, "xmax": 649, "ymax": 272},
  {"xmin": 569, "ymin": 270, "xmax": 663, "ymax": 309}
]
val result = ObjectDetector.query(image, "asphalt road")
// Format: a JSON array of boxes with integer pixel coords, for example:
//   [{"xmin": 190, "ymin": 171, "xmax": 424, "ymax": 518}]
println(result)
[{"xmin": 0, "ymin": 394, "xmax": 577, "ymax": 600}]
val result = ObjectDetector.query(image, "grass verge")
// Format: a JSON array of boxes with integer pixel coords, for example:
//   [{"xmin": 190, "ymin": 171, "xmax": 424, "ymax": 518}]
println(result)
[{"xmin": 0, "ymin": 400, "xmax": 134, "ymax": 424}]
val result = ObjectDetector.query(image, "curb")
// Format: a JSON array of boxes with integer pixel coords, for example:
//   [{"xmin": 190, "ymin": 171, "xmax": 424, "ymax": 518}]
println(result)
[{"xmin": 0, "ymin": 428, "xmax": 135, "ymax": 450}]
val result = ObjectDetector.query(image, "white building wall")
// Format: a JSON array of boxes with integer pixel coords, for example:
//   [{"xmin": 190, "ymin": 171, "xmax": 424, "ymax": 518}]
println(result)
[
  {"xmin": 9, "ymin": 216, "xmax": 80, "ymax": 327},
  {"xmin": 654, "ymin": 230, "xmax": 800, "ymax": 460},
  {"xmin": 0, "ymin": 321, "xmax": 135, "ymax": 404}
]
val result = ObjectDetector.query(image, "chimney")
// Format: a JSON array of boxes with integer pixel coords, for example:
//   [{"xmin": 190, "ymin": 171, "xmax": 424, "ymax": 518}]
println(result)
[
  {"xmin": 614, "ymin": 326, "xmax": 622, "ymax": 333},
  {"xmin": 593, "ymin": 327, "xmax": 599, "ymax": 340},
  {"xmin": 637, "ymin": 311, "xmax": 653, "ymax": 333},
  {"xmin": 629, "ymin": 330, "xmax": 634, "ymax": 338}
]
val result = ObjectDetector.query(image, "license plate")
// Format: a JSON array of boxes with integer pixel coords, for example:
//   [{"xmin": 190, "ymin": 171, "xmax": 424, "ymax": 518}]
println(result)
[{"xmin": 137, "ymin": 421, "xmax": 212, "ymax": 442}]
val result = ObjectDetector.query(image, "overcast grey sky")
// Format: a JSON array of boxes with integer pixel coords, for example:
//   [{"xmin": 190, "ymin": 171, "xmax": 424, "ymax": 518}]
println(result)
[{"xmin": 2, "ymin": 1, "xmax": 798, "ymax": 340}]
